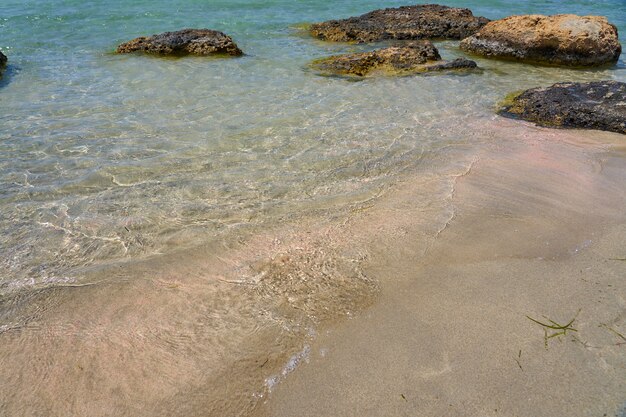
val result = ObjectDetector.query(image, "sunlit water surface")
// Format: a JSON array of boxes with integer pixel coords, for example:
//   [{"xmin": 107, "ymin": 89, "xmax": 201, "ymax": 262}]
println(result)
[{"xmin": 1, "ymin": 0, "xmax": 624, "ymax": 290}]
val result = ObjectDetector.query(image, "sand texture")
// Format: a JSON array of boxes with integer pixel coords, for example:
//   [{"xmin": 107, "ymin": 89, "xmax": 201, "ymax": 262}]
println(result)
[{"xmin": 259, "ymin": 124, "xmax": 626, "ymax": 417}]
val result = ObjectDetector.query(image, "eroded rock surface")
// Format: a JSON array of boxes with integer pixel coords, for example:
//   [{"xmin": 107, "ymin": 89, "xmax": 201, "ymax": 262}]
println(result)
[
  {"xmin": 117, "ymin": 29, "xmax": 243, "ymax": 56},
  {"xmin": 312, "ymin": 41, "xmax": 477, "ymax": 76},
  {"xmin": 0, "ymin": 51, "xmax": 7, "ymax": 68},
  {"xmin": 460, "ymin": 15, "xmax": 621, "ymax": 66},
  {"xmin": 310, "ymin": 4, "xmax": 489, "ymax": 43},
  {"xmin": 499, "ymin": 81, "xmax": 626, "ymax": 134}
]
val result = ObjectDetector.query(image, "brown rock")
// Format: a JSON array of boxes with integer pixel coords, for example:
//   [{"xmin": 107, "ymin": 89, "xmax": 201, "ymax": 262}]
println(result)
[
  {"xmin": 117, "ymin": 29, "xmax": 243, "ymax": 56},
  {"xmin": 460, "ymin": 14, "xmax": 621, "ymax": 66},
  {"xmin": 311, "ymin": 41, "xmax": 477, "ymax": 76},
  {"xmin": 310, "ymin": 4, "xmax": 489, "ymax": 43}
]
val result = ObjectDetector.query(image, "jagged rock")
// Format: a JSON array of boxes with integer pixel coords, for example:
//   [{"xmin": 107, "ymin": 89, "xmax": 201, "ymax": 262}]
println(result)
[
  {"xmin": 499, "ymin": 81, "xmax": 626, "ymax": 134},
  {"xmin": 117, "ymin": 29, "xmax": 243, "ymax": 56},
  {"xmin": 310, "ymin": 4, "xmax": 489, "ymax": 43},
  {"xmin": 311, "ymin": 41, "xmax": 477, "ymax": 76},
  {"xmin": 460, "ymin": 15, "xmax": 621, "ymax": 67},
  {"xmin": 0, "ymin": 50, "xmax": 6, "ymax": 68}
]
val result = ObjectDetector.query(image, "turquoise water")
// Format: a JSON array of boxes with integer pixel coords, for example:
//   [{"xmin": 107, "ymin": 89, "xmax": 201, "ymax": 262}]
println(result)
[{"xmin": 1, "ymin": 0, "xmax": 623, "ymax": 292}]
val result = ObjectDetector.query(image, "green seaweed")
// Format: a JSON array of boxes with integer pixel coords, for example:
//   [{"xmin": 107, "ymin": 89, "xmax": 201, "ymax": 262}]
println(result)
[
  {"xmin": 514, "ymin": 349, "xmax": 523, "ymax": 370},
  {"xmin": 291, "ymin": 22, "xmax": 312, "ymax": 30},
  {"xmin": 599, "ymin": 323, "xmax": 626, "ymax": 342},
  {"xmin": 527, "ymin": 310, "xmax": 580, "ymax": 348},
  {"xmin": 497, "ymin": 90, "xmax": 524, "ymax": 113}
]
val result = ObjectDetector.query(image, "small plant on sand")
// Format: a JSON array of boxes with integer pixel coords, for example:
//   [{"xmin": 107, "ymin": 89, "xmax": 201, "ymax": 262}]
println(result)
[
  {"xmin": 599, "ymin": 323, "xmax": 626, "ymax": 346},
  {"xmin": 526, "ymin": 310, "xmax": 580, "ymax": 349}
]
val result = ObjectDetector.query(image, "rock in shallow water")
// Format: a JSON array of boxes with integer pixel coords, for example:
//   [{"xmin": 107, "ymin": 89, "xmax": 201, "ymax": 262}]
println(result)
[
  {"xmin": 117, "ymin": 29, "xmax": 243, "ymax": 56},
  {"xmin": 0, "ymin": 50, "xmax": 6, "ymax": 69},
  {"xmin": 312, "ymin": 41, "xmax": 477, "ymax": 76},
  {"xmin": 460, "ymin": 15, "xmax": 622, "ymax": 67},
  {"xmin": 499, "ymin": 81, "xmax": 626, "ymax": 134},
  {"xmin": 310, "ymin": 4, "xmax": 489, "ymax": 43}
]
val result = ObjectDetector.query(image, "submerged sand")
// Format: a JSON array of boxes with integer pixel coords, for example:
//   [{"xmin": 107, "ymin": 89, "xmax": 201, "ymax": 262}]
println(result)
[
  {"xmin": 1, "ymin": 119, "xmax": 625, "ymax": 417},
  {"xmin": 258, "ymin": 123, "xmax": 626, "ymax": 417}
]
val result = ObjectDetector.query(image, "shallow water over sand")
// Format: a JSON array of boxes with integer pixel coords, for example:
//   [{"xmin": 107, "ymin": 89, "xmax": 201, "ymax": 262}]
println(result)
[
  {"xmin": 1, "ymin": 0, "xmax": 625, "ymax": 292},
  {"xmin": 2, "ymin": 119, "xmax": 625, "ymax": 417},
  {"xmin": 1, "ymin": 0, "xmax": 625, "ymax": 415}
]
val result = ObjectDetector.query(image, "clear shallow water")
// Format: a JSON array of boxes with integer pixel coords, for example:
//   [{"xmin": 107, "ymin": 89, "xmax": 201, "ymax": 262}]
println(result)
[
  {"xmin": 1, "ymin": 0, "xmax": 624, "ymax": 292},
  {"xmin": 0, "ymin": 1, "xmax": 625, "ymax": 415}
]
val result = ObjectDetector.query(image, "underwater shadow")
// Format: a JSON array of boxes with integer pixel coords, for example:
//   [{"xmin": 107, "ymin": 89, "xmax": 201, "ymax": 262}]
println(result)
[{"xmin": 0, "ymin": 64, "xmax": 19, "ymax": 89}]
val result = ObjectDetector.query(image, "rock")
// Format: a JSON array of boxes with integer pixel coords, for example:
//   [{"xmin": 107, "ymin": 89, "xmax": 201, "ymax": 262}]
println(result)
[
  {"xmin": 460, "ymin": 15, "xmax": 621, "ymax": 67},
  {"xmin": 311, "ymin": 41, "xmax": 477, "ymax": 76},
  {"xmin": 421, "ymin": 57, "xmax": 478, "ymax": 72},
  {"xmin": 117, "ymin": 29, "xmax": 243, "ymax": 56},
  {"xmin": 0, "ymin": 51, "xmax": 6, "ymax": 78},
  {"xmin": 310, "ymin": 4, "xmax": 489, "ymax": 43},
  {"xmin": 499, "ymin": 81, "xmax": 626, "ymax": 134}
]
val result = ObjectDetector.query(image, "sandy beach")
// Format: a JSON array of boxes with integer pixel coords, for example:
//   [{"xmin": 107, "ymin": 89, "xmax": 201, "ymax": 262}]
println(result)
[
  {"xmin": 258, "ymin": 122, "xmax": 626, "ymax": 417},
  {"xmin": 1, "ymin": 119, "xmax": 625, "ymax": 417},
  {"xmin": 1, "ymin": 1, "xmax": 625, "ymax": 415}
]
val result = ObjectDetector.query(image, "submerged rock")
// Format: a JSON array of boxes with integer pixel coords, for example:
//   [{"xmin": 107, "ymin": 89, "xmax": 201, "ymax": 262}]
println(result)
[
  {"xmin": 310, "ymin": 4, "xmax": 489, "ymax": 43},
  {"xmin": 117, "ymin": 29, "xmax": 243, "ymax": 56},
  {"xmin": 460, "ymin": 15, "xmax": 621, "ymax": 67},
  {"xmin": 499, "ymin": 81, "xmax": 626, "ymax": 134},
  {"xmin": 311, "ymin": 41, "xmax": 477, "ymax": 76},
  {"xmin": 0, "ymin": 50, "xmax": 6, "ymax": 69}
]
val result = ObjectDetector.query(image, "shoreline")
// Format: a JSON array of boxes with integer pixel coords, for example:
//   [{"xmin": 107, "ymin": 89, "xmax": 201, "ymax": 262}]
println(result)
[
  {"xmin": 1, "ymin": 120, "xmax": 625, "ymax": 416},
  {"xmin": 258, "ymin": 124, "xmax": 626, "ymax": 417}
]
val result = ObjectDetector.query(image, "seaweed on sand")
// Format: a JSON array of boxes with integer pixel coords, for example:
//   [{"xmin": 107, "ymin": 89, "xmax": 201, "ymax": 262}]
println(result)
[{"xmin": 526, "ymin": 310, "xmax": 580, "ymax": 349}]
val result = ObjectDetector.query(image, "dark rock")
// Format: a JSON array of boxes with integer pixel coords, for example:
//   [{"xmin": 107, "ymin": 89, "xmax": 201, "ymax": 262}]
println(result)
[
  {"xmin": 460, "ymin": 15, "xmax": 621, "ymax": 67},
  {"xmin": 499, "ymin": 81, "xmax": 626, "ymax": 134},
  {"xmin": 117, "ymin": 29, "xmax": 243, "ymax": 56},
  {"xmin": 0, "ymin": 50, "xmax": 6, "ymax": 79},
  {"xmin": 310, "ymin": 4, "xmax": 489, "ymax": 43},
  {"xmin": 422, "ymin": 58, "xmax": 478, "ymax": 71},
  {"xmin": 311, "ymin": 41, "xmax": 477, "ymax": 76}
]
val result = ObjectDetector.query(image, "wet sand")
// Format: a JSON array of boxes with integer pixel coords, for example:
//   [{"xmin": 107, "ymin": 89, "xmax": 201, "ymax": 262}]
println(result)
[
  {"xmin": 1, "ymin": 120, "xmax": 625, "ymax": 417},
  {"xmin": 258, "ymin": 124, "xmax": 626, "ymax": 417}
]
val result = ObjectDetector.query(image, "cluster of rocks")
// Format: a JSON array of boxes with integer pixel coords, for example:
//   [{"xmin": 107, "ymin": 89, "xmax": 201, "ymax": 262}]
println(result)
[
  {"xmin": 306, "ymin": 4, "xmax": 623, "ymax": 134},
  {"xmin": 310, "ymin": 5, "xmax": 621, "ymax": 68},
  {"xmin": 1, "ymin": 4, "xmax": 623, "ymax": 134},
  {"xmin": 307, "ymin": 4, "xmax": 484, "ymax": 76}
]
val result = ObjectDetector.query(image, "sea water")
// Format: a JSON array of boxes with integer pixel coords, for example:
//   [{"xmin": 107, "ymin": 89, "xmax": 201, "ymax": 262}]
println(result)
[{"xmin": 1, "ymin": 0, "xmax": 624, "ymax": 291}]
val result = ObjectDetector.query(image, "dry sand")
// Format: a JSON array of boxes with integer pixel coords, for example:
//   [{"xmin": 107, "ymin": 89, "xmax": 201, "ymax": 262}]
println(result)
[{"xmin": 258, "ymin": 125, "xmax": 626, "ymax": 417}]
